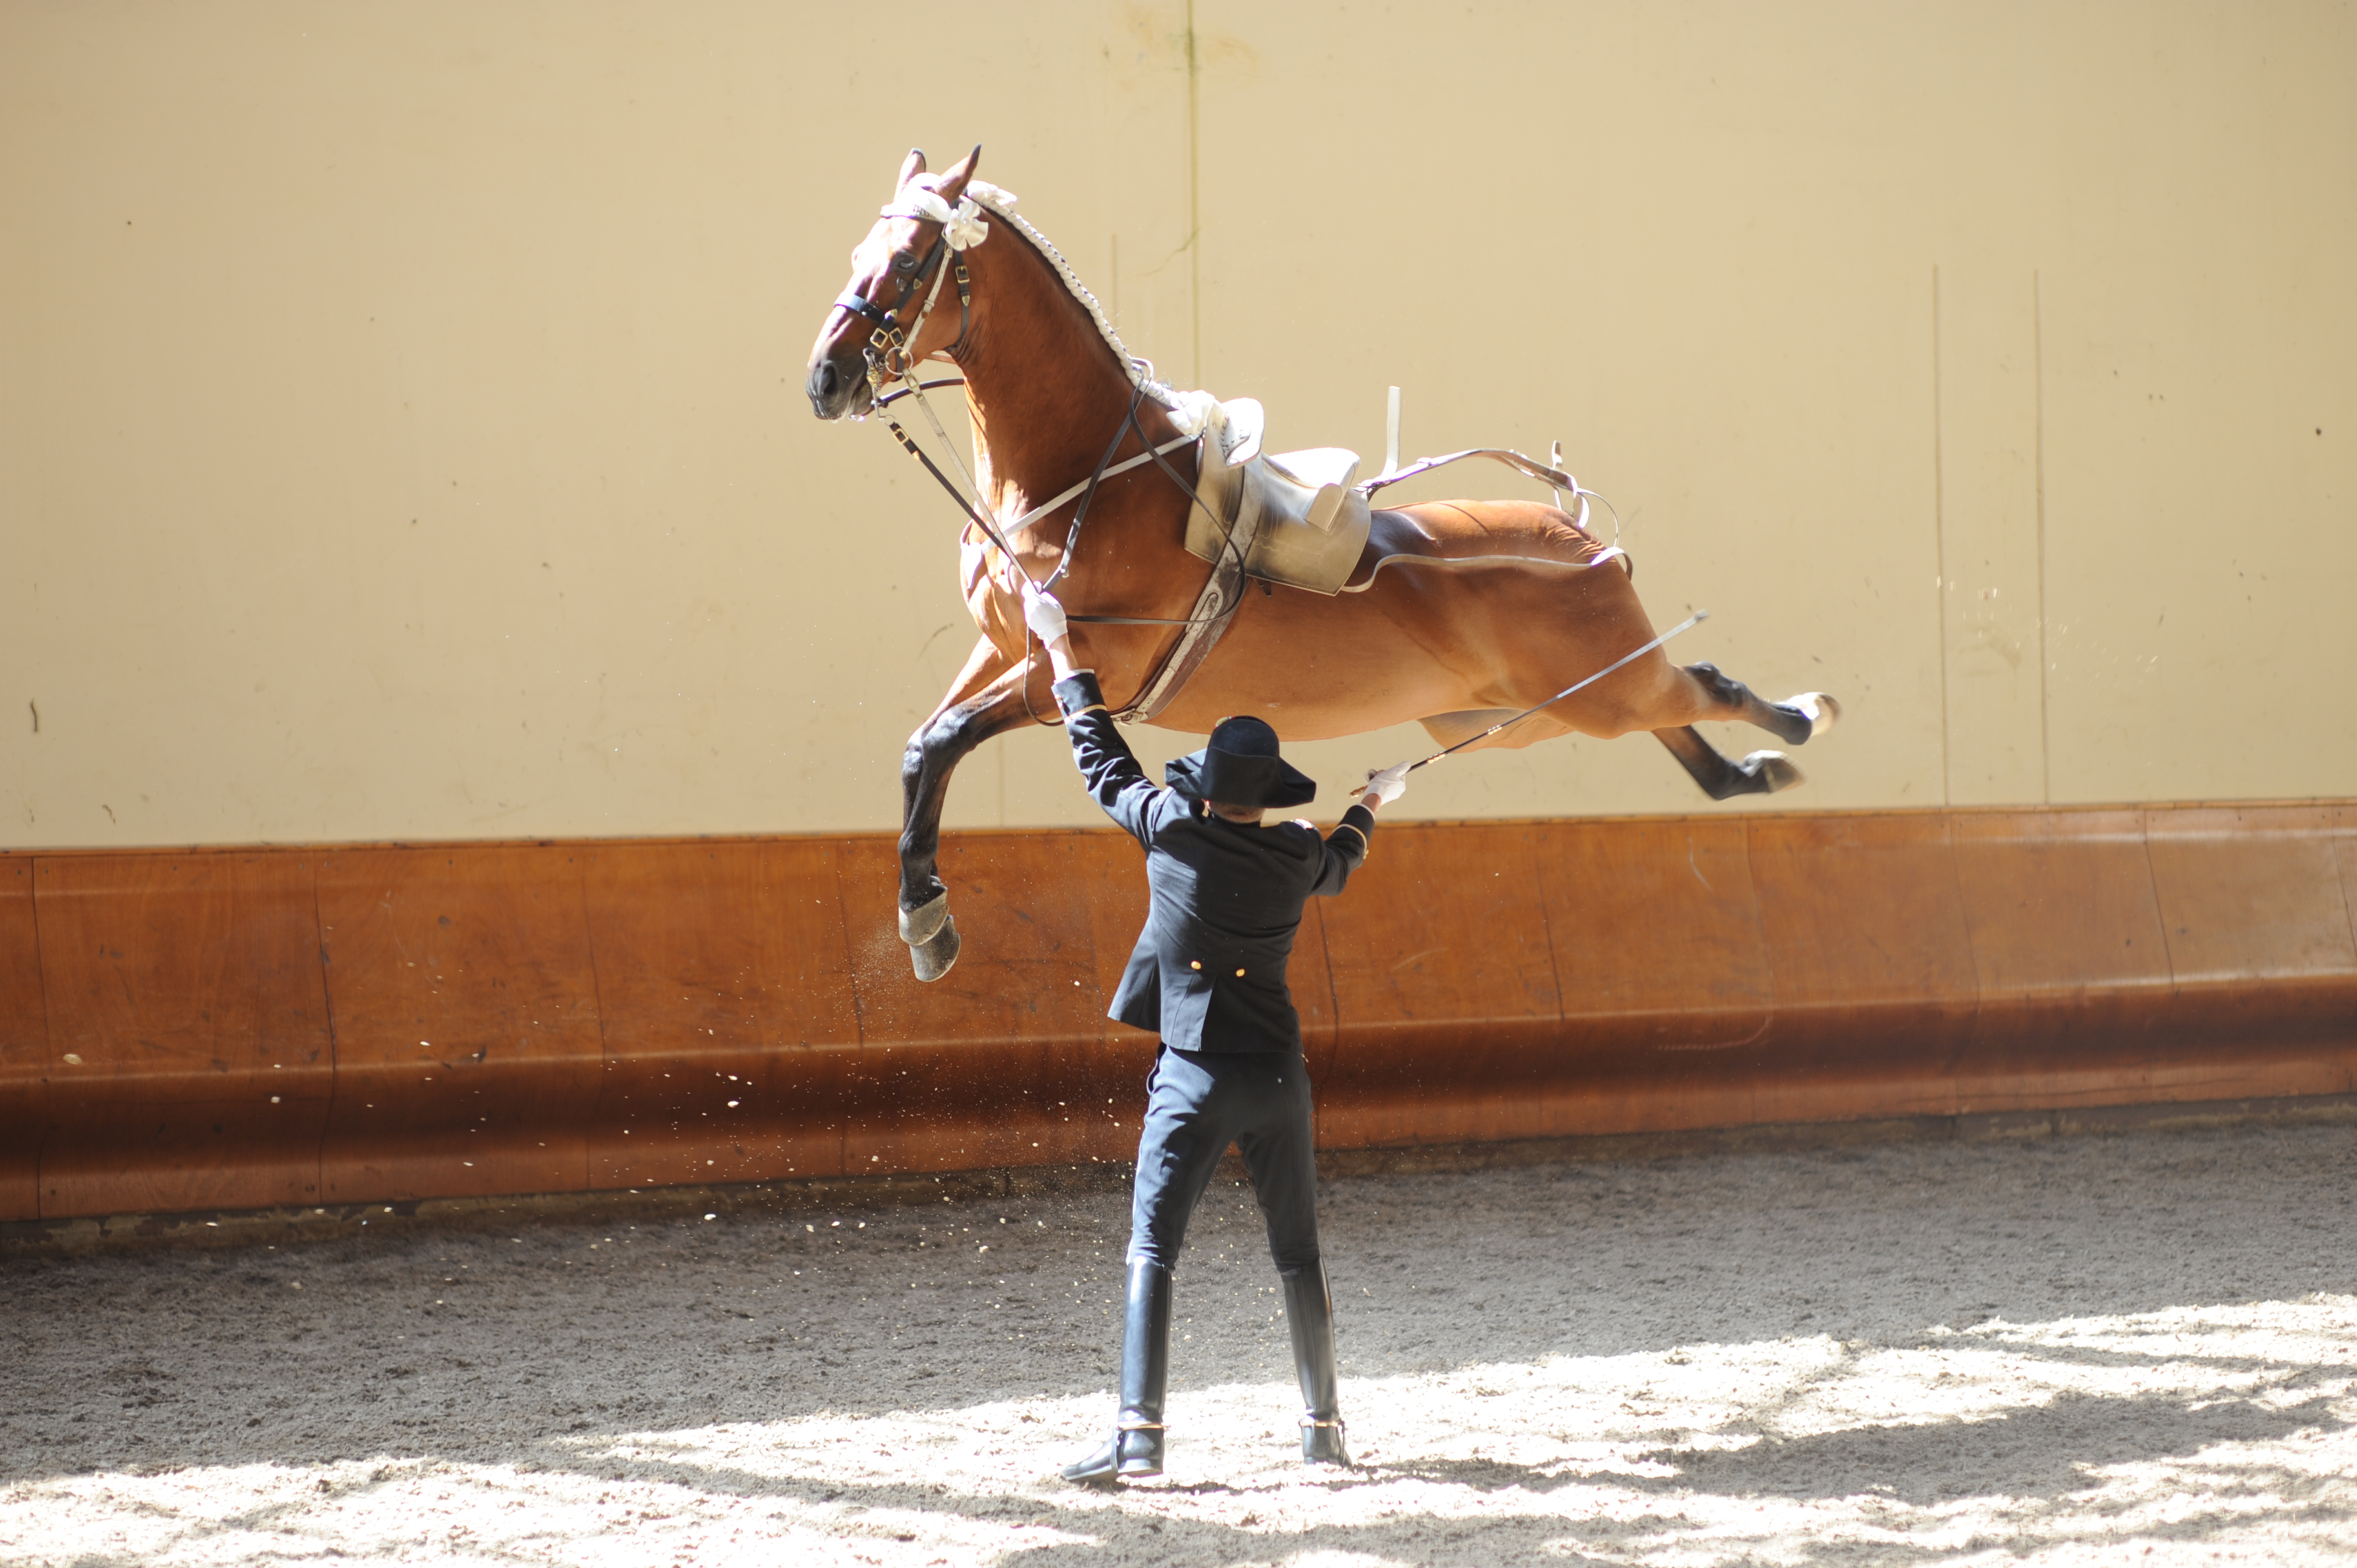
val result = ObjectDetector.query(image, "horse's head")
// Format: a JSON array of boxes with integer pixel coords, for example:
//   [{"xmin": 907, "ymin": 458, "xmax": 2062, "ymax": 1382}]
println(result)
[{"xmin": 805, "ymin": 145, "xmax": 986, "ymax": 421}]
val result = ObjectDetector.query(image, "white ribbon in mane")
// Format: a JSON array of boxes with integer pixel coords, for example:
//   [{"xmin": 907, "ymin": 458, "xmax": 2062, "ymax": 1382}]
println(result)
[{"xmin": 881, "ymin": 176, "xmax": 992, "ymax": 251}]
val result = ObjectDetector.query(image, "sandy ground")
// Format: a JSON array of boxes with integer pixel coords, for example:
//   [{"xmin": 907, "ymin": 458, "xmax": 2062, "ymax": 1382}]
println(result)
[{"xmin": 3, "ymin": 1119, "xmax": 2355, "ymax": 1567}]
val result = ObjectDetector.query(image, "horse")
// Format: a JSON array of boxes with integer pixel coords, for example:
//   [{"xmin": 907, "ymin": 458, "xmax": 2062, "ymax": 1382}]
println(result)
[{"xmin": 805, "ymin": 147, "xmax": 1839, "ymax": 980}]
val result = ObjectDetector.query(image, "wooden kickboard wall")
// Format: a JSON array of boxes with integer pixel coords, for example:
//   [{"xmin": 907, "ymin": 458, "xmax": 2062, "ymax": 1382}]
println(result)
[{"xmin": 2, "ymin": 803, "xmax": 2353, "ymax": 1222}]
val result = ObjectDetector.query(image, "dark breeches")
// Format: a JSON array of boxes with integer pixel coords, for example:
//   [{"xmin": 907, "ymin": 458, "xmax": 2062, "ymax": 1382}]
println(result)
[{"xmin": 1128, "ymin": 1046, "xmax": 1321, "ymax": 1273}]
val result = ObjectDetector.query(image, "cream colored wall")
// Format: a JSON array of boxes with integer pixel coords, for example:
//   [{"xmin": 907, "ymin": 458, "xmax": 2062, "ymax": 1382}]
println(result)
[{"xmin": 3, "ymin": 2, "xmax": 2350, "ymax": 848}]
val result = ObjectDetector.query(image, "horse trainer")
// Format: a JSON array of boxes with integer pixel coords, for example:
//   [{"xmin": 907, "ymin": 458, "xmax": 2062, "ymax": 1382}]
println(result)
[{"xmin": 1023, "ymin": 585, "xmax": 1411, "ymax": 1483}]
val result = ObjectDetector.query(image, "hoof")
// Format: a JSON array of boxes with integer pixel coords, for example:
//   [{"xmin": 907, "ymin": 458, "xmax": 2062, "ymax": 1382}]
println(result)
[
  {"xmin": 898, "ymin": 890, "xmax": 950, "ymax": 945},
  {"xmin": 1792, "ymin": 693, "xmax": 1842, "ymax": 740},
  {"xmin": 1742, "ymin": 750, "xmax": 1804, "ymax": 793},
  {"xmin": 909, "ymin": 914, "xmax": 960, "ymax": 982}
]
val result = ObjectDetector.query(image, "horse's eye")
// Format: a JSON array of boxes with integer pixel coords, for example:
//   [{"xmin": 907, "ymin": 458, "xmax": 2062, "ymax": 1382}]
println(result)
[{"xmin": 893, "ymin": 252, "xmax": 918, "ymax": 272}]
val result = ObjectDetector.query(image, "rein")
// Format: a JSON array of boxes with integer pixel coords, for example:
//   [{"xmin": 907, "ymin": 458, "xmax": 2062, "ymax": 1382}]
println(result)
[{"xmin": 869, "ymin": 375, "xmax": 1228, "ymax": 627}]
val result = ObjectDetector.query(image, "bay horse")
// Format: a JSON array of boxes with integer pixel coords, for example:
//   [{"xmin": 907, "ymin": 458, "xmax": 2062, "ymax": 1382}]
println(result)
[{"xmin": 805, "ymin": 147, "xmax": 1838, "ymax": 979}]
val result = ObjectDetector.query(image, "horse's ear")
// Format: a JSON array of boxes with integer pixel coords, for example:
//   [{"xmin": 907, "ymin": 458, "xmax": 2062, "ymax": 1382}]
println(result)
[
  {"xmin": 895, "ymin": 147, "xmax": 926, "ymax": 195},
  {"xmin": 934, "ymin": 145, "xmax": 982, "ymax": 204}
]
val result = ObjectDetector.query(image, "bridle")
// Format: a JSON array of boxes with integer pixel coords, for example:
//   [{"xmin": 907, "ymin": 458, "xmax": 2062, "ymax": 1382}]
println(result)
[
  {"xmin": 828, "ymin": 179, "xmax": 1252, "ymax": 719},
  {"xmin": 828, "ymin": 185, "xmax": 976, "ymax": 398}
]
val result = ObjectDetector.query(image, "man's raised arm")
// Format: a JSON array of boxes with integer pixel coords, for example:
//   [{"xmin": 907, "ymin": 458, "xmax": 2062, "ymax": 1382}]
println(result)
[
  {"xmin": 1030, "ymin": 585, "xmax": 1408, "ymax": 855},
  {"xmin": 1309, "ymin": 761, "xmax": 1406, "ymax": 896},
  {"xmin": 1032, "ymin": 589, "xmax": 1161, "ymax": 842}
]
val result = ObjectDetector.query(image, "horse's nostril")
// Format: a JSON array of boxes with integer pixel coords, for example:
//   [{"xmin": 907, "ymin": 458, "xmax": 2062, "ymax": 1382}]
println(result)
[{"xmin": 815, "ymin": 360, "xmax": 838, "ymax": 396}]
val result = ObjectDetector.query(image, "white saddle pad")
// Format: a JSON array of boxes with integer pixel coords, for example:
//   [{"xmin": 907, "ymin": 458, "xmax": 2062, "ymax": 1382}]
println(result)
[{"xmin": 1184, "ymin": 399, "xmax": 1373, "ymax": 596}]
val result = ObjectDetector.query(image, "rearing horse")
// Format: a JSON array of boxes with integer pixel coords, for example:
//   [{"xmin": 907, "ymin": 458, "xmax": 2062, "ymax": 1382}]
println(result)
[{"xmin": 806, "ymin": 147, "xmax": 1838, "ymax": 980}]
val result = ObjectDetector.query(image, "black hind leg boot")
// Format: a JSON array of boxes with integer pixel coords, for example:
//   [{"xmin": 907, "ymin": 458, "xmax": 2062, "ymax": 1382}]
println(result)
[
  {"xmin": 1282, "ymin": 1262, "xmax": 1350, "ymax": 1465},
  {"xmin": 1061, "ymin": 1259, "xmax": 1174, "ymax": 1483}
]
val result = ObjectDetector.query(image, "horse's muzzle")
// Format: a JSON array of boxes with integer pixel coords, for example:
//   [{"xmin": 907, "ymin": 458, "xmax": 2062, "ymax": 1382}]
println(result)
[{"xmin": 806, "ymin": 353, "xmax": 863, "ymax": 420}]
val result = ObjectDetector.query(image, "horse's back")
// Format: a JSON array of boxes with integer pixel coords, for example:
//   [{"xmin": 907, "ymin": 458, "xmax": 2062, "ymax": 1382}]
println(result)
[{"xmin": 1346, "ymin": 498, "xmax": 1623, "ymax": 591}]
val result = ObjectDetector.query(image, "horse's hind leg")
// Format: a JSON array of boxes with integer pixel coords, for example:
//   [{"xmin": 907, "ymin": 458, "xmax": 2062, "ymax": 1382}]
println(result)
[
  {"xmin": 1680, "ymin": 662, "xmax": 1841, "ymax": 747},
  {"xmin": 898, "ymin": 638, "xmax": 1046, "ymax": 981},
  {"xmin": 1680, "ymin": 663, "xmax": 1841, "ymax": 746},
  {"xmin": 1644, "ymin": 661, "xmax": 1838, "ymax": 800},
  {"xmin": 1654, "ymin": 725, "xmax": 1804, "ymax": 800}
]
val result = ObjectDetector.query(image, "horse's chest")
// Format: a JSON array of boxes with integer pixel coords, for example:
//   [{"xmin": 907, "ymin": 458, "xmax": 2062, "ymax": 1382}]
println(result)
[
  {"xmin": 959, "ymin": 531, "xmax": 992, "ymax": 599},
  {"xmin": 959, "ymin": 532, "xmax": 1017, "ymax": 639}
]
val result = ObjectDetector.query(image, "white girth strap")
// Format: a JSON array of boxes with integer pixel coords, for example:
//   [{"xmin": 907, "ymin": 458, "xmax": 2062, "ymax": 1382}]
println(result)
[
  {"xmin": 1120, "ymin": 477, "xmax": 1267, "ymax": 723},
  {"xmin": 1002, "ymin": 435, "xmax": 1200, "ymax": 537},
  {"xmin": 961, "ymin": 431, "xmax": 1201, "ymax": 601}
]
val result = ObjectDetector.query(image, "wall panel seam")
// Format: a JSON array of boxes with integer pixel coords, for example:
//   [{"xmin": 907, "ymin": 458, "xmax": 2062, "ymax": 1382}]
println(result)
[
  {"xmin": 826, "ymin": 845, "xmax": 858, "ymax": 1179},
  {"xmin": 578, "ymin": 848, "xmax": 614, "ymax": 1196},
  {"xmin": 2330, "ymin": 812, "xmax": 2357, "ymax": 961},
  {"xmin": 1740, "ymin": 816, "xmax": 1785, "ymax": 1047},
  {"xmin": 28, "ymin": 857, "xmax": 54, "ymax": 1219},
  {"xmin": 1941, "ymin": 814, "xmax": 1986, "ymax": 1049},
  {"xmin": 303, "ymin": 855, "xmax": 331, "ymax": 1208},
  {"xmin": 2033, "ymin": 270, "xmax": 2052, "ymax": 806},
  {"xmin": 1932, "ymin": 264, "xmax": 1951, "ymax": 806},
  {"xmin": 2137, "ymin": 808, "xmax": 2179, "ymax": 996},
  {"xmin": 1530, "ymin": 830, "xmax": 1569, "ymax": 1040}
]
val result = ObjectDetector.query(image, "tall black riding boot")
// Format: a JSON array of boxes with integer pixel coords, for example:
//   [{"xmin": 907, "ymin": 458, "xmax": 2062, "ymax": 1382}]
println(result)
[
  {"xmin": 1061, "ymin": 1259, "xmax": 1174, "ymax": 1483},
  {"xmin": 1282, "ymin": 1261, "xmax": 1350, "ymax": 1465}
]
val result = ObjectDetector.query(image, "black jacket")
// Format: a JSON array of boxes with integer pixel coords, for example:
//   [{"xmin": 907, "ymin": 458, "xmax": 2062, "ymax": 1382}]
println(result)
[{"xmin": 1054, "ymin": 671, "xmax": 1376, "ymax": 1053}]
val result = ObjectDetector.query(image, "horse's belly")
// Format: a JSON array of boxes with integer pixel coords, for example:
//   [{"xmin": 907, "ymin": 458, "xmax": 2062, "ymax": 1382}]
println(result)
[
  {"xmin": 1157, "ymin": 659, "xmax": 1464, "ymax": 739},
  {"xmin": 1146, "ymin": 497, "xmax": 1648, "ymax": 741},
  {"xmin": 1150, "ymin": 591, "xmax": 1477, "ymax": 739}
]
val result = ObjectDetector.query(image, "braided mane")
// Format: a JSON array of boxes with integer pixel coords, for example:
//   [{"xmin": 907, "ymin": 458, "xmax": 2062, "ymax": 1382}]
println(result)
[{"xmin": 964, "ymin": 180, "xmax": 1185, "ymax": 412}]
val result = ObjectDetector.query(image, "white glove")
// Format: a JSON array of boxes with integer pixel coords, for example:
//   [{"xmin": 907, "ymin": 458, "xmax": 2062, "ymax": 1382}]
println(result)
[
  {"xmin": 1023, "ymin": 582, "xmax": 1069, "ymax": 644},
  {"xmin": 1363, "ymin": 761, "xmax": 1412, "ymax": 804}
]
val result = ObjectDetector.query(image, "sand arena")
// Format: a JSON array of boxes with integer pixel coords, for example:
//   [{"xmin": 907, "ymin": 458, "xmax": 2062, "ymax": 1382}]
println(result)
[{"xmin": 4, "ymin": 1116, "xmax": 2355, "ymax": 1566}]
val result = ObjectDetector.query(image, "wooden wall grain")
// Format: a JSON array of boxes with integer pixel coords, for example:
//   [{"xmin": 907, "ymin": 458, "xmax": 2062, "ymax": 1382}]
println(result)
[{"xmin": 2, "ymin": 803, "xmax": 2352, "ymax": 1223}]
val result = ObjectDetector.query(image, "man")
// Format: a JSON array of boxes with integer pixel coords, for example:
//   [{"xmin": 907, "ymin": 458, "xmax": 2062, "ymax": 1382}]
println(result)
[{"xmin": 1024, "ymin": 586, "xmax": 1411, "ymax": 1484}]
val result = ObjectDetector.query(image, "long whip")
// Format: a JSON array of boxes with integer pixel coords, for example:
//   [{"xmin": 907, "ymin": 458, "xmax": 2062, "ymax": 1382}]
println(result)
[{"xmin": 1406, "ymin": 611, "xmax": 1711, "ymax": 772}]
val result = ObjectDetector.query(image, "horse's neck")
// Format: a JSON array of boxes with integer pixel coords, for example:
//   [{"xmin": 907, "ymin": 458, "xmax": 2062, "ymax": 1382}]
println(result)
[{"xmin": 956, "ymin": 237, "xmax": 1155, "ymax": 532}]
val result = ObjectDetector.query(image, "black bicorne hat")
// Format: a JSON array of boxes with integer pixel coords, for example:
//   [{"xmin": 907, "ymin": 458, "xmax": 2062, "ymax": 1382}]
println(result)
[{"xmin": 1163, "ymin": 715, "xmax": 1318, "ymax": 810}]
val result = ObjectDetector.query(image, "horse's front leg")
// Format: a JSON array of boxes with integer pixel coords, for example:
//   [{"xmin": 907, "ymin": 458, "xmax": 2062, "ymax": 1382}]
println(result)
[{"xmin": 897, "ymin": 636, "xmax": 1049, "ymax": 981}]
